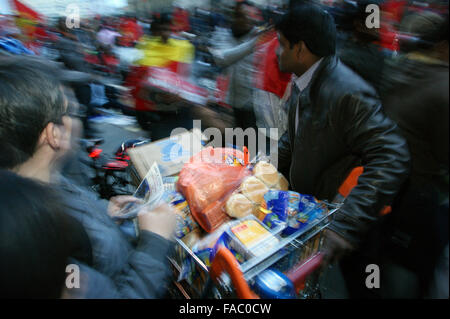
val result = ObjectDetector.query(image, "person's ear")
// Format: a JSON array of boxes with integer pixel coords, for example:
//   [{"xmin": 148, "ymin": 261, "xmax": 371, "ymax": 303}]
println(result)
[
  {"xmin": 294, "ymin": 41, "xmax": 304, "ymax": 60},
  {"xmin": 39, "ymin": 122, "xmax": 62, "ymax": 151}
]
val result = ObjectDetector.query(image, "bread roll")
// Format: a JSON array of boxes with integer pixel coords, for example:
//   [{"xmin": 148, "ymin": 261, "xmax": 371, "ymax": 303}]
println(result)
[
  {"xmin": 241, "ymin": 176, "xmax": 269, "ymax": 204},
  {"xmin": 226, "ymin": 193, "xmax": 255, "ymax": 219},
  {"xmin": 273, "ymin": 174, "xmax": 289, "ymax": 191},
  {"xmin": 254, "ymin": 161, "xmax": 279, "ymax": 187}
]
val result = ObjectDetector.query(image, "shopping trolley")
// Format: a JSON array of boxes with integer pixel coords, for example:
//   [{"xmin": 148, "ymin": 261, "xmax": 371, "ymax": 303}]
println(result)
[{"xmin": 168, "ymin": 201, "xmax": 340, "ymax": 299}]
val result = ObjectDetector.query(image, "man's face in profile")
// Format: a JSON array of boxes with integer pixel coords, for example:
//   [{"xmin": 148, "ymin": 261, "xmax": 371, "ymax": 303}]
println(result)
[
  {"xmin": 277, "ymin": 32, "xmax": 297, "ymax": 73},
  {"xmin": 57, "ymin": 87, "xmax": 83, "ymax": 160}
]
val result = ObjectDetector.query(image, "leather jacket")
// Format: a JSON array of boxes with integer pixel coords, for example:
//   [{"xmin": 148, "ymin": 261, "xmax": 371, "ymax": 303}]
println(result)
[{"xmin": 278, "ymin": 55, "xmax": 411, "ymax": 247}]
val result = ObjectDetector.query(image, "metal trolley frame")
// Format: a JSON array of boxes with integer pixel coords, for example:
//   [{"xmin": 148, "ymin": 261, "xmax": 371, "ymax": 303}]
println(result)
[{"xmin": 168, "ymin": 202, "xmax": 340, "ymax": 299}]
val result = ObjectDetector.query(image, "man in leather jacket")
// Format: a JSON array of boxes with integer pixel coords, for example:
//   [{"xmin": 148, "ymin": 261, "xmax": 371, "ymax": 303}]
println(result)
[{"xmin": 276, "ymin": 4, "xmax": 411, "ymax": 296}]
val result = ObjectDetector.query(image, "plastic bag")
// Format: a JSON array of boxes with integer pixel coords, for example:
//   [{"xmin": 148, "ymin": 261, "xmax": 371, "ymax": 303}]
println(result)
[{"xmin": 177, "ymin": 147, "xmax": 251, "ymax": 233}]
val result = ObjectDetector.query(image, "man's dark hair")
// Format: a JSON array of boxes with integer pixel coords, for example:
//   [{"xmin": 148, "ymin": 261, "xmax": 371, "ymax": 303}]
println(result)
[
  {"xmin": 399, "ymin": 11, "xmax": 448, "ymax": 52},
  {"xmin": 0, "ymin": 170, "xmax": 91, "ymax": 298},
  {"xmin": 151, "ymin": 12, "xmax": 172, "ymax": 33},
  {"xmin": 0, "ymin": 56, "xmax": 66, "ymax": 169},
  {"xmin": 234, "ymin": 0, "xmax": 254, "ymax": 11},
  {"xmin": 276, "ymin": 3, "xmax": 336, "ymax": 57}
]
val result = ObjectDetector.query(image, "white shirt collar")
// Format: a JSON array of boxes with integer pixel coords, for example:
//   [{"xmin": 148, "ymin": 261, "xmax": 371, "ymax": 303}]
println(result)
[{"xmin": 293, "ymin": 58, "xmax": 323, "ymax": 92}]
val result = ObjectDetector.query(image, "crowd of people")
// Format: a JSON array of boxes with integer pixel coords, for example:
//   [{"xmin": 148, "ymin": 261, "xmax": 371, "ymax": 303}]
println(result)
[{"xmin": 0, "ymin": 0, "xmax": 448, "ymax": 299}]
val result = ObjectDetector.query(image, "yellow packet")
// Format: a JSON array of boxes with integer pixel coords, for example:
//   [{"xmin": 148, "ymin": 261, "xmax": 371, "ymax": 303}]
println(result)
[{"xmin": 231, "ymin": 219, "xmax": 272, "ymax": 248}]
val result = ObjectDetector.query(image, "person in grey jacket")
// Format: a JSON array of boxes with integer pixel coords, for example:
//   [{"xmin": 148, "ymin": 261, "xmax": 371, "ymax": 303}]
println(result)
[
  {"xmin": 0, "ymin": 55, "xmax": 177, "ymax": 298},
  {"xmin": 208, "ymin": 1, "xmax": 265, "ymax": 131}
]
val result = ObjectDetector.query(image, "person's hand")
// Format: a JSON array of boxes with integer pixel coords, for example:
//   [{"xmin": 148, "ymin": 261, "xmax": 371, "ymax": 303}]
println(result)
[
  {"xmin": 137, "ymin": 203, "xmax": 178, "ymax": 241},
  {"xmin": 321, "ymin": 229, "xmax": 354, "ymax": 268},
  {"xmin": 250, "ymin": 24, "xmax": 274, "ymax": 39},
  {"xmin": 108, "ymin": 196, "xmax": 143, "ymax": 218}
]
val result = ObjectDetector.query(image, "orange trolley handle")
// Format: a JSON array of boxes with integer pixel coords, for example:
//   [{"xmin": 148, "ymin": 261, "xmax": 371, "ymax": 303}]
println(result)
[
  {"xmin": 339, "ymin": 166, "xmax": 392, "ymax": 216},
  {"xmin": 209, "ymin": 247, "xmax": 259, "ymax": 299}
]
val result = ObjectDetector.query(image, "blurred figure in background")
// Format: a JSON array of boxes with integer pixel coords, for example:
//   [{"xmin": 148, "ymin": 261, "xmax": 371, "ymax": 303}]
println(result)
[
  {"xmin": 117, "ymin": 15, "xmax": 143, "ymax": 48},
  {"xmin": 208, "ymin": 1, "xmax": 265, "ymax": 133},
  {"xmin": 0, "ymin": 16, "xmax": 34, "ymax": 56},
  {"xmin": 379, "ymin": 11, "xmax": 449, "ymax": 298},
  {"xmin": 172, "ymin": 6, "xmax": 191, "ymax": 34},
  {"xmin": 252, "ymin": 13, "xmax": 293, "ymax": 157},
  {"xmin": 337, "ymin": 0, "xmax": 389, "ymax": 94},
  {"xmin": 133, "ymin": 13, "xmax": 195, "ymax": 137},
  {"xmin": 54, "ymin": 17, "xmax": 97, "ymax": 138},
  {"xmin": 136, "ymin": 12, "xmax": 194, "ymax": 73},
  {"xmin": 97, "ymin": 19, "xmax": 121, "ymax": 49}
]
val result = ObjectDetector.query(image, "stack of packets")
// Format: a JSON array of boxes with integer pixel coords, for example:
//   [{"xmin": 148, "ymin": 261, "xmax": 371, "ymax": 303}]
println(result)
[{"xmin": 258, "ymin": 190, "xmax": 328, "ymax": 236}]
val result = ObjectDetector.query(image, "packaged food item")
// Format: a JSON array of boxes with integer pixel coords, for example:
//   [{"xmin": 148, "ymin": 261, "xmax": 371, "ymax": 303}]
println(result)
[
  {"xmin": 240, "ymin": 176, "xmax": 269, "ymax": 205},
  {"xmin": 177, "ymin": 148, "xmax": 251, "ymax": 233},
  {"xmin": 161, "ymin": 190, "xmax": 199, "ymax": 239},
  {"xmin": 253, "ymin": 161, "xmax": 279, "ymax": 187},
  {"xmin": 162, "ymin": 175, "xmax": 179, "ymax": 191},
  {"xmin": 260, "ymin": 190, "xmax": 328, "ymax": 235},
  {"xmin": 191, "ymin": 222, "xmax": 233, "ymax": 267},
  {"xmin": 226, "ymin": 216, "xmax": 280, "ymax": 259},
  {"xmin": 189, "ymin": 147, "xmax": 245, "ymax": 166},
  {"xmin": 225, "ymin": 192, "xmax": 257, "ymax": 219},
  {"xmin": 181, "ymin": 228, "xmax": 202, "ymax": 249},
  {"xmin": 261, "ymin": 210, "xmax": 286, "ymax": 230}
]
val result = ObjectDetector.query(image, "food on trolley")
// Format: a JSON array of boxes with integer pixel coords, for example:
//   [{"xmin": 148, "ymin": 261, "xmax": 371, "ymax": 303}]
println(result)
[{"xmin": 225, "ymin": 192, "xmax": 257, "ymax": 219}]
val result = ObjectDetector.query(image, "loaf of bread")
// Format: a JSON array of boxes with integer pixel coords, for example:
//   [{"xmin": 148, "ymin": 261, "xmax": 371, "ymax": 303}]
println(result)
[
  {"xmin": 226, "ymin": 193, "xmax": 256, "ymax": 219},
  {"xmin": 241, "ymin": 176, "xmax": 269, "ymax": 205},
  {"xmin": 273, "ymin": 174, "xmax": 289, "ymax": 191},
  {"xmin": 253, "ymin": 161, "xmax": 279, "ymax": 187}
]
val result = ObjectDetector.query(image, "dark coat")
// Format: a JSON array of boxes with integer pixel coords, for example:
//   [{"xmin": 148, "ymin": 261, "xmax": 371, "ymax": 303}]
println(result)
[
  {"xmin": 278, "ymin": 55, "xmax": 411, "ymax": 247},
  {"xmin": 56, "ymin": 177, "xmax": 174, "ymax": 298},
  {"xmin": 380, "ymin": 55, "xmax": 449, "ymax": 275}
]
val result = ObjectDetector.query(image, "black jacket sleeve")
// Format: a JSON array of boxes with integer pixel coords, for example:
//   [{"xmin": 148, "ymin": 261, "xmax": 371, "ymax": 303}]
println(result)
[
  {"xmin": 327, "ymin": 93, "xmax": 411, "ymax": 247},
  {"xmin": 277, "ymin": 130, "xmax": 292, "ymax": 180}
]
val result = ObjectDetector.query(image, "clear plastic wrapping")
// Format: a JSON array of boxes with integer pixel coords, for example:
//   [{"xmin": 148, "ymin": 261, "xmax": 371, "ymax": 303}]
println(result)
[{"xmin": 177, "ymin": 147, "xmax": 251, "ymax": 233}]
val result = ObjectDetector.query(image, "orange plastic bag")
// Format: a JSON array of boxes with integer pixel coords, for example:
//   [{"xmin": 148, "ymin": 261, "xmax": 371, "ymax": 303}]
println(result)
[{"xmin": 177, "ymin": 148, "xmax": 251, "ymax": 233}]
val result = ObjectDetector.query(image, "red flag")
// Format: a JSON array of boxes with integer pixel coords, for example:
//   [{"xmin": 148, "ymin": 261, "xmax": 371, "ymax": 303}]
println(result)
[
  {"xmin": 11, "ymin": 0, "xmax": 45, "ymax": 48},
  {"xmin": 11, "ymin": 0, "xmax": 43, "ymax": 22}
]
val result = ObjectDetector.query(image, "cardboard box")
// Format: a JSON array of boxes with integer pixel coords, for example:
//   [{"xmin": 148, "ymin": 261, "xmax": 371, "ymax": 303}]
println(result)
[{"xmin": 128, "ymin": 128, "xmax": 206, "ymax": 179}]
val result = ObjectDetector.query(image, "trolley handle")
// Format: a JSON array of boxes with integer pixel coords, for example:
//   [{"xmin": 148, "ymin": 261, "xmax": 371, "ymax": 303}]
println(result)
[
  {"xmin": 285, "ymin": 253, "xmax": 324, "ymax": 292},
  {"xmin": 210, "ymin": 247, "xmax": 259, "ymax": 299}
]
